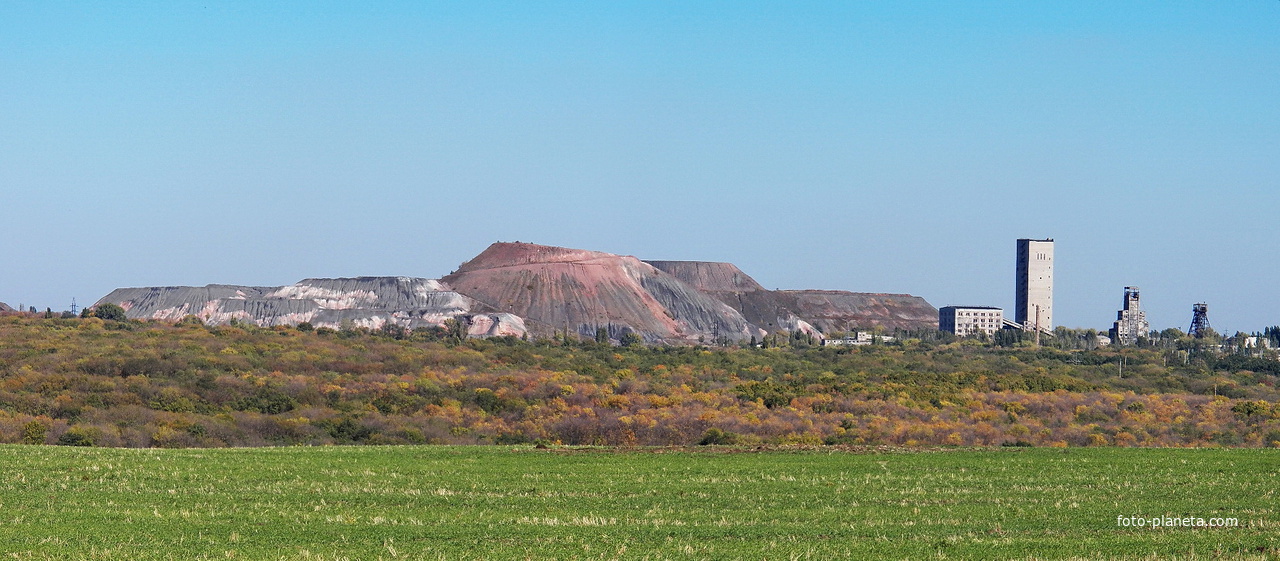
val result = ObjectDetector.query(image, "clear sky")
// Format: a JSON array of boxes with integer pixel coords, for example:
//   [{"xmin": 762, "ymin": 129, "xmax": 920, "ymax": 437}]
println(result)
[{"xmin": 2, "ymin": 1, "xmax": 1277, "ymax": 333}]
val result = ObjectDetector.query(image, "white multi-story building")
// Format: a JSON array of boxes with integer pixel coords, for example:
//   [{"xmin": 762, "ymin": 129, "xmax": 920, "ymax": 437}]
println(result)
[
  {"xmin": 1015, "ymin": 238, "xmax": 1053, "ymax": 333},
  {"xmin": 939, "ymin": 306, "xmax": 1004, "ymax": 337}
]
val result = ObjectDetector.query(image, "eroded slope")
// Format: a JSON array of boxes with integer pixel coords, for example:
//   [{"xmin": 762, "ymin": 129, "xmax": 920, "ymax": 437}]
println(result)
[
  {"xmin": 647, "ymin": 260, "xmax": 937, "ymax": 334},
  {"xmin": 96, "ymin": 277, "xmax": 526, "ymax": 337},
  {"xmin": 445, "ymin": 243, "xmax": 758, "ymax": 342}
]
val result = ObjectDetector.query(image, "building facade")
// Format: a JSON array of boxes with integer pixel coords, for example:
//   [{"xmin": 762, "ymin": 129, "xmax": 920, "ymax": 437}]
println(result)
[
  {"xmin": 939, "ymin": 306, "xmax": 1004, "ymax": 337},
  {"xmin": 1109, "ymin": 286, "xmax": 1150, "ymax": 345},
  {"xmin": 821, "ymin": 332, "xmax": 896, "ymax": 346},
  {"xmin": 1015, "ymin": 238, "xmax": 1054, "ymax": 333}
]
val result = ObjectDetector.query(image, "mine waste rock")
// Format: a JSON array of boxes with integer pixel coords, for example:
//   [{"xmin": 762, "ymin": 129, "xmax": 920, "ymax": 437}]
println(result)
[
  {"xmin": 646, "ymin": 261, "xmax": 938, "ymax": 333},
  {"xmin": 96, "ymin": 277, "xmax": 527, "ymax": 337},
  {"xmin": 643, "ymin": 260, "xmax": 820, "ymax": 336},
  {"xmin": 769, "ymin": 290, "xmax": 938, "ymax": 332},
  {"xmin": 442, "ymin": 242, "xmax": 759, "ymax": 343},
  {"xmin": 95, "ymin": 241, "xmax": 937, "ymax": 342}
]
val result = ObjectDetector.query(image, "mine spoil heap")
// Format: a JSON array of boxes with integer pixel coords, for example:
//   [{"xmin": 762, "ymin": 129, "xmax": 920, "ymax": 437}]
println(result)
[
  {"xmin": 95, "ymin": 277, "xmax": 526, "ymax": 338},
  {"xmin": 646, "ymin": 260, "xmax": 937, "ymax": 334},
  {"xmin": 644, "ymin": 260, "xmax": 819, "ymax": 336},
  {"xmin": 442, "ymin": 243, "xmax": 757, "ymax": 343},
  {"xmin": 770, "ymin": 290, "xmax": 938, "ymax": 333},
  {"xmin": 95, "ymin": 241, "xmax": 937, "ymax": 343}
]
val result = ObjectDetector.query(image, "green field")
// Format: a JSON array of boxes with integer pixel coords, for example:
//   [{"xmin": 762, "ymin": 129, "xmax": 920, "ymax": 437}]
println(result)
[{"xmin": 0, "ymin": 446, "xmax": 1276, "ymax": 560}]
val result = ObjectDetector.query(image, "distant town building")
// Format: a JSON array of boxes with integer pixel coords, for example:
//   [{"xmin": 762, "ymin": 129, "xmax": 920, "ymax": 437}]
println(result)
[
  {"xmin": 1243, "ymin": 337, "xmax": 1273, "ymax": 350},
  {"xmin": 1015, "ymin": 238, "xmax": 1054, "ymax": 333},
  {"xmin": 1109, "ymin": 287, "xmax": 1150, "ymax": 345},
  {"xmin": 821, "ymin": 332, "xmax": 896, "ymax": 346},
  {"xmin": 939, "ymin": 306, "xmax": 1004, "ymax": 337}
]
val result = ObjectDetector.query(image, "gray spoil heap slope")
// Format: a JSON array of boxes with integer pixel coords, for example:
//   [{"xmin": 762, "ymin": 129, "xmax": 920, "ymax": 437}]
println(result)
[
  {"xmin": 443, "ymin": 242, "xmax": 759, "ymax": 343},
  {"xmin": 642, "ymin": 261, "xmax": 768, "ymax": 293},
  {"xmin": 643, "ymin": 260, "xmax": 807, "ymax": 333},
  {"xmin": 646, "ymin": 260, "xmax": 938, "ymax": 334},
  {"xmin": 95, "ymin": 277, "xmax": 527, "ymax": 337},
  {"xmin": 772, "ymin": 290, "xmax": 938, "ymax": 332}
]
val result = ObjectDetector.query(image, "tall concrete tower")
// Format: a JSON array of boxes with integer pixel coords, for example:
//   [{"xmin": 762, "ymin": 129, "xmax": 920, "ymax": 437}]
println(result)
[
  {"xmin": 1015, "ymin": 238, "xmax": 1053, "ymax": 332},
  {"xmin": 1110, "ymin": 287, "xmax": 1149, "ymax": 345}
]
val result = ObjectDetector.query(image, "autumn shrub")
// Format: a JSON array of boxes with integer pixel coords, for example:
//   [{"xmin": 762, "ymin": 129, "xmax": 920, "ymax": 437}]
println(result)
[
  {"xmin": 494, "ymin": 432, "xmax": 531, "ymax": 445},
  {"xmin": 1231, "ymin": 400, "xmax": 1270, "ymax": 422},
  {"xmin": 473, "ymin": 388, "xmax": 501, "ymax": 414},
  {"xmin": 1264, "ymin": 430, "xmax": 1280, "ymax": 447},
  {"xmin": 734, "ymin": 380, "xmax": 797, "ymax": 409},
  {"xmin": 149, "ymin": 387, "xmax": 200, "ymax": 413},
  {"xmin": 4, "ymin": 315, "xmax": 1280, "ymax": 448},
  {"xmin": 317, "ymin": 417, "xmax": 375, "ymax": 443},
  {"xmin": 233, "ymin": 388, "xmax": 296, "ymax": 414}
]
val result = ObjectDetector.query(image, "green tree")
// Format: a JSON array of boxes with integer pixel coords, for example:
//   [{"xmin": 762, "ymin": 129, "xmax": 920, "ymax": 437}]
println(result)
[
  {"xmin": 698, "ymin": 427, "xmax": 738, "ymax": 445},
  {"xmin": 91, "ymin": 303, "xmax": 128, "ymax": 322},
  {"xmin": 56, "ymin": 426, "xmax": 99, "ymax": 447},
  {"xmin": 22, "ymin": 420, "xmax": 49, "ymax": 445},
  {"xmin": 443, "ymin": 317, "xmax": 468, "ymax": 344}
]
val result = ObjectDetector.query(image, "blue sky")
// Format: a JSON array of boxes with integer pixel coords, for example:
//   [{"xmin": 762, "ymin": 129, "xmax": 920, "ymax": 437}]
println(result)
[{"xmin": 2, "ymin": 1, "xmax": 1277, "ymax": 333}]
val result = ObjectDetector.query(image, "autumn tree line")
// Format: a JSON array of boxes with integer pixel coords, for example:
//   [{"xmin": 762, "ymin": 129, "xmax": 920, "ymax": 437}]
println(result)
[{"xmin": 1, "ymin": 312, "xmax": 1279, "ymax": 448}]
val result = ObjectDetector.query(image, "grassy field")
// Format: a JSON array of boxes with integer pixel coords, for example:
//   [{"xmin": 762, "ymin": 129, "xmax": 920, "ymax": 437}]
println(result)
[{"xmin": 0, "ymin": 446, "xmax": 1276, "ymax": 560}]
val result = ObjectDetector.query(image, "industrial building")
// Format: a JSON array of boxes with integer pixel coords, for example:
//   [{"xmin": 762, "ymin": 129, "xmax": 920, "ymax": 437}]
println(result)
[
  {"xmin": 821, "ymin": 332, "xmax": 897, "ymax": 346},
  {"xmin": 1015, "ymin": 238, "xmax": 1054, "ymax": 333},
  {"xmin": 939, "ymin": 306, "xmax": 1004, "ymax": 337},
  {"xmin": 1109, "ymin": 287, "xmax": 1150, "ymax": 345},
  {"xmin": 1189, "ymin": 303, "xmax": 1211, "ymax": 338}
]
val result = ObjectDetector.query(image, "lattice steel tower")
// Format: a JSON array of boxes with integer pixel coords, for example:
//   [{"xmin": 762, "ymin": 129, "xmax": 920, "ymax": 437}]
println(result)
[{"xmin": 1189, "ymin": 303, "xmax": 1211, "ymax": 338}]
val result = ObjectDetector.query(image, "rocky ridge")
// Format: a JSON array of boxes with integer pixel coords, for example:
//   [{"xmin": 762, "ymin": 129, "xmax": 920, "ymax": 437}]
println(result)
[
  {"xmin": 98, "ymin": 277, "xmax": 526, "ymax": 337},
  {"xmin": 96, "ymin": 241, "xmax": 937, "ymax": 342}
]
